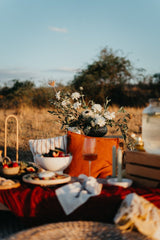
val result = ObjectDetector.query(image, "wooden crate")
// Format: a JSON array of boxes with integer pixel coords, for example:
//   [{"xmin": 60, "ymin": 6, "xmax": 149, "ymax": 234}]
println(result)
[{"xmin": 124, "ymin": 150, "xmax": 160, "ymax": 188}]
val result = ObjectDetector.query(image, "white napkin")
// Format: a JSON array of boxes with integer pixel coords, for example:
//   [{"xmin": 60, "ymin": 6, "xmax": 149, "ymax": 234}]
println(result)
[{"xmin": 55, "ymin": 174, "xmax": 102, "ymax": 215}]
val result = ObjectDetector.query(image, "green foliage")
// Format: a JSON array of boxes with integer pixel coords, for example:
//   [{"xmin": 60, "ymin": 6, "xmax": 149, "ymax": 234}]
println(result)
[
  {"xmin": 0, "ymin": 80, "xmax": 54, "ymax": 109},
  {"xmin": 0, "ymin": 78, "xmax": 159, "ymax": 109},
  {"xmin": 0, "ymin": 45, "xmax": 160, "ymax": 110},
  {"xmin": 71, "ymin": 47, "xmax": 160, "ymax": 107},
  {"xmin": 48, "ymin": 88, "xmax": 133, "ymax": 147},
  {"xmin": 0, "ymin": 80, "xmax": 34, "ymax": 108},
  {"xmin": 71, "ymin": 47, "xmax": 133, "ymax": 103}
]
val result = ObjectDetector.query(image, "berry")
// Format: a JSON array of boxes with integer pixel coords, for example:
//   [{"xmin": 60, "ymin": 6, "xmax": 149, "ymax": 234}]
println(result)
[
  {"xmin": 12, "ymin": 162, "xmax": 19, "ymax": 168},
  {"xmin": 58, "ymin": 151, "xmax": 65, "ymax": 157},
  {"xmin": 3, "ymin": 164, "xmax": 9, "ymax": 168}
]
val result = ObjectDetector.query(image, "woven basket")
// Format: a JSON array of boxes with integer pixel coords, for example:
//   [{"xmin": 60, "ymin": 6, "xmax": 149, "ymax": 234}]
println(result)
[
  {"xmin": 5, "ymin": 221, "xmax": 151, "ymax": 240},
  {"xmin": 1, "ymin": 115, "xmax": 20, "ymax": 176}
]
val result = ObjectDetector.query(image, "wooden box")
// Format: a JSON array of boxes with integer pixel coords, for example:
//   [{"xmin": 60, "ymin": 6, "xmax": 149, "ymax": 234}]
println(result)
[{"xmin": 124, "ymin": 150, "xmax": 160, "ymax": 188}]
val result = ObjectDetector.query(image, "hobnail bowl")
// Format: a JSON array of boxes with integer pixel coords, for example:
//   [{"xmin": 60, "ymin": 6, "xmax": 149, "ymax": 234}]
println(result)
[{"xmin": 35, "ymin": 154, "xmax": 72, "ymax": 173}]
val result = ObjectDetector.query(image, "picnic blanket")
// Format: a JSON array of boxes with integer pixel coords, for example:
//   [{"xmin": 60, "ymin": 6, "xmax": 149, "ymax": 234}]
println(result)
[{"xmin": 0, "ymin": 183, "xmax": 160, "ymax": 227}]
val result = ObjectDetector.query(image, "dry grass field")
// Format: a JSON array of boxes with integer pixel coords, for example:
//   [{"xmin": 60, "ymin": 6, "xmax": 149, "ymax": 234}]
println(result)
[{"xmin": 0, "ymin": 106, "xmax": 143, "ymax": 162}]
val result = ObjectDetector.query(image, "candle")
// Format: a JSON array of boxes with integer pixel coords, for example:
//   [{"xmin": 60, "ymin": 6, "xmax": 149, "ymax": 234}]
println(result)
[
  {"xmin": 117, "ymin": 148, "xmax": 122, "ymax": 182},
  {"xmin": 112, "ymin": 145, "xmax": 116, "ymax": 177}
]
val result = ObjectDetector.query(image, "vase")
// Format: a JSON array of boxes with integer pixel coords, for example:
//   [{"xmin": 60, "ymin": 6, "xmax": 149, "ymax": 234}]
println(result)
[{"xmin": 84, "ymin": 126, "xmax": 108, "ymax": 137}]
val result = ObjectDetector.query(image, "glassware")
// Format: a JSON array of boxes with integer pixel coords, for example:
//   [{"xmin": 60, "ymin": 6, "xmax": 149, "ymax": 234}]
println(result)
[
  {"xmin": 142, "ymin": 98, "xmax": 160, "ymax": 154},
  {"xmin": 82, "ymin": 137, "xmax": 97, "ymax": 176}
]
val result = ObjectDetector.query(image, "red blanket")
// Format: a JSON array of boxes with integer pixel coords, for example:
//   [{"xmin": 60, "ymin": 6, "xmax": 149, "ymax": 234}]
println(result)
[{"xmin": 0, "ymin": 183, "xmax": 160, "ymax": 226}]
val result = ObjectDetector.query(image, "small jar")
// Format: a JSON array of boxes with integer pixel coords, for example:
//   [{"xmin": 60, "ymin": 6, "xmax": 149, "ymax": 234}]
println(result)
[
  {"xmin": 134, "ymin": 136, "xmax": 145, "ymax": 152},
  {"xmin": 142, "ymin": 98, "xmax": 160, "ymax": 154}
]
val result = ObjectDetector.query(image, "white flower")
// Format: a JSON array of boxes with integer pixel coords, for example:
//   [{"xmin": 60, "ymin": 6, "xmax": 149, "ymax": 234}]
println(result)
[
  {"xmin": 79, "ymin": 86, "xmax": 83, "ymax": 91},
  {"xmin": 62, "ymin": 100, "xmax": 70, "ymax": 107},
  {"xmin": 81, "ymin": 110, "xmax": 93, "ymax": 118},
  {"xmin": 71, "ymin": 92, "xmax": 80, "ymax": 100},
  {"xmin": 55, "ymin": 91, "xmax": 61, "ymax": 100},
  {"xmin": 92, "ymin": 104, "xmax": 102, "ymax": 112},
  {"xmin": 104, "ymin": 111, "xmax": 115, "ymax": 120},
  {"xmin": 90, "ymin": 120, "xmax": 96, "ymax": 127},
  {"xmin": 73, "ymin": 102, "xmax": 81, "ymax": 109},
  {"xmin": 110, "ymin": 112, "xmax": 115, "ymax": 119},
  {"xmin": 94, "ymin": 114, "xmax": 106, "ymax": 127},
  {"xmin": 49, "ymin": 86, "xmax": 131, "ymax": 148}
]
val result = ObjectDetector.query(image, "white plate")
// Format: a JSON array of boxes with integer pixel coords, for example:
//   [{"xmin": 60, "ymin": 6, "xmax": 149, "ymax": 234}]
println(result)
[
  {"xmin": 22, "ymin": 173, "xmax": 71, "ymax": 186},
  {"xmin": 107, "ymin": 178, "xmax": 133, "ymax": 188}
]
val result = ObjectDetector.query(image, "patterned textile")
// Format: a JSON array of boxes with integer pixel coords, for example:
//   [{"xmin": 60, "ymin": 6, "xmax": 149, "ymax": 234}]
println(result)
[
  {"xmin": 0, "ymin": 184, "xmax": 160, "ymax": 227},
  {"xmin": 29, "ymin": 135, "xmax": 67, "ymax": 161}
]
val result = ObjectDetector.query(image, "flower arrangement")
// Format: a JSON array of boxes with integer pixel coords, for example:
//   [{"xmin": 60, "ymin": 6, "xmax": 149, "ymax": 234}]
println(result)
[{"xmin": 48, "ymin": 81, "xmax": 133, "ymax": 148}]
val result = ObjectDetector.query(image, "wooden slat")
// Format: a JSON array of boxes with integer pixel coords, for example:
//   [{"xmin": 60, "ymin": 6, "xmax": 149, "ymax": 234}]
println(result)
[
  {"xmin": 125, "ymin": 151, "xmax": 160, "ymax": 168},
  {"xmin": 125, "ymin": 174, "xmax": 159, "ymax": 188},
  {"xmin": 126, "ymin": 163, "xmax": 160, "ymax": 181}
]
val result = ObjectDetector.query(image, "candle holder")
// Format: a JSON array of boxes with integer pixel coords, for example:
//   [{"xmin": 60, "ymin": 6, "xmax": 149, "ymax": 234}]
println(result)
[
  {"xmin": 110, "ymin": 146, "xmax": 133, "ymax": 188},
  {"xmin": 107, "ymin": 177, "xmax": 133, "ymax": 188}
]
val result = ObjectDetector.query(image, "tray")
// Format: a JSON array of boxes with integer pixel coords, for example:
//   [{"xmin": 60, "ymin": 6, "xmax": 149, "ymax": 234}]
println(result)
[{"xmin": 22, "ymin": 173, "xmax": 71, "ymax": 186}]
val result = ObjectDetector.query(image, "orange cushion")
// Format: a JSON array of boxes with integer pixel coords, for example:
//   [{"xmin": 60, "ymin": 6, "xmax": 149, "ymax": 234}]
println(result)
[{"xmin": 65, "ymin": 131, "xmax": 120, "ymax": 178}]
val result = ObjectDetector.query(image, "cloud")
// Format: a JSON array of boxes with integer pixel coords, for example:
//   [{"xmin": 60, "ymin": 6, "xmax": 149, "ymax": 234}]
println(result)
[
  {"xmin": 0, "ymin": 68, "xmax": 36, "ymax": 79},
  {"xmin": 45, "ymin": 67, "xmax": 80, "ymax": 73},
  {"xmin": 0, "ymin": 67, "xmax": 78, "ymax": 82},
  {"xmin": 0, "ymin": 68, "xmax": 38, "ymax": 86},
  {"xmin": 48, "ymin": 26, "xmax": 68, "ymax": 33},
  {"xmin": 0, "ymin": 67, "xmax": 78, "ymax": 87}
]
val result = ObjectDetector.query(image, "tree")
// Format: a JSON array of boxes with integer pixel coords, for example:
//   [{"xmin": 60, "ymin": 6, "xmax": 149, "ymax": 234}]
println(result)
[
  {"xmin": 0, "ymin": 80, "xmax": 35, "ymax": 108},
  {"xmin": 12, "ymin": 79, "xmax": 35, "ymax": 91},
  {"xmin": 71, "ymin": 47, "xmax": 133, "ymax": 104},
  {"xmin": 153, "ymin": 73, "xmax": 160, "ymax": 83}
]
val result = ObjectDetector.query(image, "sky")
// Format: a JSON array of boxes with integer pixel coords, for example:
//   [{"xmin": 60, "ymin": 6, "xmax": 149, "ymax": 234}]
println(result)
[{"xmin": 0, "ymin": 0, "xmax": 160, "ymax": 87}]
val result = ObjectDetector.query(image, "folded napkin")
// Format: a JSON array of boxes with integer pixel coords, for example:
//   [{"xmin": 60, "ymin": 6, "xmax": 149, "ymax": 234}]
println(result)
[{"xmin": 55, "ymin": 174, "xmax": 102, "ymax": 215}]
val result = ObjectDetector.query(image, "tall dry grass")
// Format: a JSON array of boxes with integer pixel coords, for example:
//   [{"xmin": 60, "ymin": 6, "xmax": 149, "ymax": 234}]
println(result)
[{"xmin": 0, "ymin": 106, "xmax": 143, "ymax": 162}]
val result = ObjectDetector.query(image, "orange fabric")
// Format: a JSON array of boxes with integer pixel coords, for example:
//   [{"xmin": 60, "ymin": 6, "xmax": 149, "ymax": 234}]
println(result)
[{"xmin": 65, "ymin": 131, "xmax": 120, "ymax": 178}]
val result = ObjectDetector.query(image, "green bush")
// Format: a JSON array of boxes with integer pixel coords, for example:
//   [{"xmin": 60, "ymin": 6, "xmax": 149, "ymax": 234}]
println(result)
[{"xmin": 0, "ymin": 79, "xmax": 159, "ymax": 109}]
